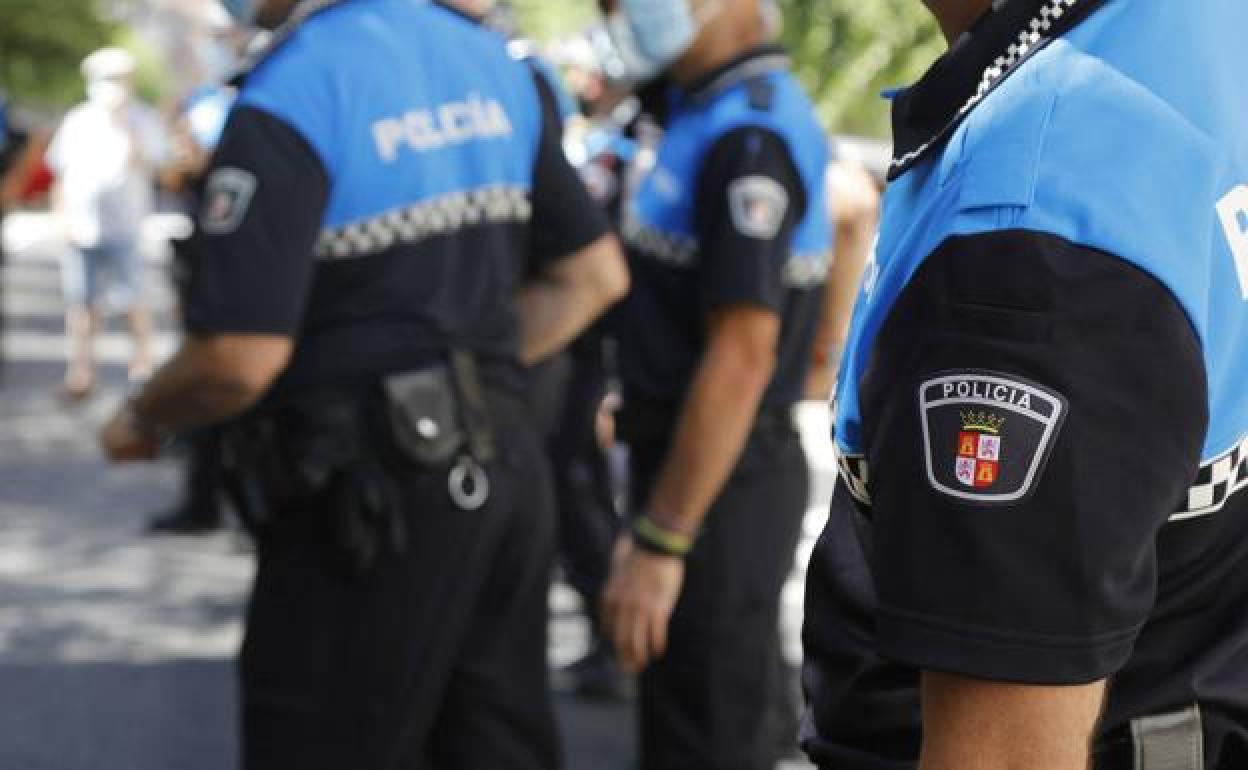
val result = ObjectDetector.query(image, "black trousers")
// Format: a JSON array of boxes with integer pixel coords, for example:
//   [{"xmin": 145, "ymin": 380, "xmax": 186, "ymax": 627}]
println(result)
[
  {"xmin": 185, "ymin": 426, "xmax": 225, "ymax": 514},
  {"xmin": 239, "ymin": 392, "xmax": 560, "ymax": 770},
  {"xmin": 546, "ymin": 337, "xmax": 619, "ymax": 621},
  {"xmin": 627, "ymin": 421, "xmax": 809, "ymax": 770}
]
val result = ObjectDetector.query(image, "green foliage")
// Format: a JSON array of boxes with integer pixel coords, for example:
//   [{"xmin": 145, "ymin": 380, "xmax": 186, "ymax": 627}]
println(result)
[
  {"xmin": 113, "ymin": 27, "xmax": 172, "ymax": 107},
  {"xmin": 509, "ymin": 0, "xmax": 943, "ymax": 138},
  {"xmin": 0, "ymin": 0, "xmax": 118, "ymax": 109},
  {"xmin": 510, "ymin": 0, "xmax": 598, "ymax": 41},
  {"xmin": 779, "ymin": 0, "xmax": 944, "ymax": 136}
]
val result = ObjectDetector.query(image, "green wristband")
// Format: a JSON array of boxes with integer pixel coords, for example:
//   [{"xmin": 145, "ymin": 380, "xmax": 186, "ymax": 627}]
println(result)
[{"xmin": 631, "ymin": 514, "xmax": 694, "ymax": 558}]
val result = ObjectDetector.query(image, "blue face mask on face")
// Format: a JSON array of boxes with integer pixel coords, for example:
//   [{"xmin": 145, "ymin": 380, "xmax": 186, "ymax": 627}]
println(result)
[
  {"xmin": 607, "ymin": 0, "xmax": 721, "ymax": 83},
  {"xmin": 220, "ymin": 0, "xmax": 255, "ymax": 25}
]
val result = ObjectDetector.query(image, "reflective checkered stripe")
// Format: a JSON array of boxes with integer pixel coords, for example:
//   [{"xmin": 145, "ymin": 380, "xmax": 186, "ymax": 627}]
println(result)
[
  {"xmin": 1171, "ymin": 435, "xmax": 1248, "ymax": 522},
  {"xmin": 890, "ymin": 0, "xmax": 1083, "ymax": 175},
  {"xmin": 315, "ymin": 185, "xmax": 532, "ymax": 260},
  {"xmin": 838, "ymin": 435, "xmax": 1248, "ymax": 520},
  {"xmin": 836, "ymin": 451, "xmax": 871, "ymax": 506},
  {"xmin": 783, "ymin": 251, "xmax": 830, "ymax": 289},
  {"xmin": 621, "ymin": 216, "xmax": 698, "ymax": 268},
  {"xmin": 624, "ymin": 217, "xmax": 828, "ymax": 289}
]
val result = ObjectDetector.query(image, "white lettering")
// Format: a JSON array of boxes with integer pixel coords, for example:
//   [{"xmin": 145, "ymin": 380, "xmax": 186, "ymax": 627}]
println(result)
[
  {"xmin": 371, "ymin": 94, "xmax": 514, "ymax": 163},
  {"xmin": 405, "ymin": 111, "xmax": 441, "ymax": 150},
  {"xmin": 939, "ymin": 380, "xmax": 1038, "ymax": 412},
  {"xmin": 438, "ymin": 102, "xmax": 472, "ymax": 143},
  {"xmin": 483, "ymin": 98, "xmax": 513, "ymax": 136},
  {"xmin": 1216, "ymin": 185, "xmax": 1248, "ymax": 300},
  {"xmin": 372, "ymin": 119, "xmax": 405, "ymax": 163}
]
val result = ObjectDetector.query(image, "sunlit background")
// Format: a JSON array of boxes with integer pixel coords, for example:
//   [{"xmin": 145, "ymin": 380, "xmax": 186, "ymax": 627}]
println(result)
[{"xmin": 2, "ymin": 0, "xmax": 940, "ymax": 133}]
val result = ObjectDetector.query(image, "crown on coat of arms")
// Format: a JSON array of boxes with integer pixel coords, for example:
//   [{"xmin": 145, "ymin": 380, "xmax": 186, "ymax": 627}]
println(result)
[{"xmin": 961, "ymin": 411, "xmax": 1006, "ymax": 434}]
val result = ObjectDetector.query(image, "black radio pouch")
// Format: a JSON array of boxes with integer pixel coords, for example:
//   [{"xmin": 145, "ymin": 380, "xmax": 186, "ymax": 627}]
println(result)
[
  {"xmin": 379, "ymin": 351, "xmax": 496, "ymax": 512},
  {"xmin": 382, "ymin": 366, "xmax": 465, "ymax": 467}
]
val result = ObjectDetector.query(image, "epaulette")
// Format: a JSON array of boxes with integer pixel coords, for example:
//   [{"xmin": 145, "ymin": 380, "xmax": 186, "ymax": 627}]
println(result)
[{"xmin": 746, "ymin": 76, "xmax": 775, "ymax": 112}]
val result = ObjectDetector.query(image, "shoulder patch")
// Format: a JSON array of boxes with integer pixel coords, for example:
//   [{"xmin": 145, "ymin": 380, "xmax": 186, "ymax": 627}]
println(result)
[
  {"xmin": 918, "ymin": 370, "xmax": 1067, "ymax": 505},
  {"xmin": 728, "ymin": 175, "xmax": 789, "ymax": 240},
  {"xmin": 200, "ymin": 167, "xmax": 257, "ymax": 235}
]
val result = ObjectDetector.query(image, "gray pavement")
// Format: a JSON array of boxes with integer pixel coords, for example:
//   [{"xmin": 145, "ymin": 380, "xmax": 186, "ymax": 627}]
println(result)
[{"xmin": 0, "ymin": 212, "xmax": 830, "ymax": 770}]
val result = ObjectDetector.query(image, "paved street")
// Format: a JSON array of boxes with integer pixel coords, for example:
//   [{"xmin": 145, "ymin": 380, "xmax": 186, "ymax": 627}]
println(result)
[{"xmin": 0, "ymin": 211, "xmax": 832, "ymax": 770}]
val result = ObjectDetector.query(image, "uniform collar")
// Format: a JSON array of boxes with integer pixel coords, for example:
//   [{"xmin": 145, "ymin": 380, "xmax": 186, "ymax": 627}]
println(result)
[
  {"xmin": 432, "ymin": 0, "xmax": 484, "ymax": 25},
  {"xmin": 230, "ymin": 0, "xmax": 347, "ymax": 85},
  {"xmin": 680, "ymin": 44, "xmax": 790, "ymax": 107},
  {"xmin": 231, "ymin": 0, "xmax": 485, "ymax": 86},
  {"xmin": 888, "ymin": 0, "xmax": 1108, "ymax": 181}
]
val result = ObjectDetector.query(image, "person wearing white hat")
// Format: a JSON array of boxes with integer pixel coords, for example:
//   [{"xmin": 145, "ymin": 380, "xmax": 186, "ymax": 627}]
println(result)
[{"xmin": 46, "ymin": 46, "xmax": 168, "ymax": 400}]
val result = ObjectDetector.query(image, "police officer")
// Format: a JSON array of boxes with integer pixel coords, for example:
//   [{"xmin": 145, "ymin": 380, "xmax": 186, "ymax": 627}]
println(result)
[
  {"xmin": 801, "ymin": 1, "xmax": 1248, "ymax": 768},
  {"xmin": 100, "ymin": 1, "xmax": 627, "ymax": 768},
  {"xmin": 148, "ymin": 82, "xmax": 238, "ymax": 535},
  {"xmin": 596, "ymin": 0, "xmax": 831, "ymax": 767}
]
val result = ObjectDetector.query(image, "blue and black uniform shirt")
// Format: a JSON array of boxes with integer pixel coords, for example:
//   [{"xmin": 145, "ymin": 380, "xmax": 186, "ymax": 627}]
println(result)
[
  {"xmin": 613, "ymin": 46, "xmax": 831, "ymax": 422},
  {"xmin": 180, "ymin": 0, "xmax": 608, "ymax": 399},
  {"xmin": 804, "ymin": 1, "xmax": 1248, "ymax": 767}
]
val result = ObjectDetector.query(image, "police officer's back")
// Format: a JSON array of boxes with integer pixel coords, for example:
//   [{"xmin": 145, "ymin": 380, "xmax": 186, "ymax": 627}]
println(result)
[{"xmin": 101, "ymin": 0, "xmax": 627, "ymax": 767}]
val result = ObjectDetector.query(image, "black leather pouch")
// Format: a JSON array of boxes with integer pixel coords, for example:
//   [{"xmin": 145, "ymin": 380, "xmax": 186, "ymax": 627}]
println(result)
[{"xmin": 381, "ymin": 366, "xmax": 465, "ymax": 467}]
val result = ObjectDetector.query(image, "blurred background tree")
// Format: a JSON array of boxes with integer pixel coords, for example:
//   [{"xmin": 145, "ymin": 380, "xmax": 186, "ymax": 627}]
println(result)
[
  {"xmin": 511, "ymin": 0, "xmax": 598, "ymax": 41},
  {"xmin": 511, "ymin": 0, "xmax": 942, "ymax": 138},
  {"xmin": 0, "ymin": 0, "xmax": 942, "ymax": 134},
  {"xmin": 0, "ymin": 0, "xmax": 119, "ymax": 109},
  {"xmin": 780, "ymin": 0, "xmax": 943, "ymax": 136}
]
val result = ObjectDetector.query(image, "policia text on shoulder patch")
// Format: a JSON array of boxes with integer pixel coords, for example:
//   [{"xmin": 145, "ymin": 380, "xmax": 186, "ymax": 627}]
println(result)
[{"xmin": 918, "ymin": 370, "xmax": 1067, "ymax": 505}]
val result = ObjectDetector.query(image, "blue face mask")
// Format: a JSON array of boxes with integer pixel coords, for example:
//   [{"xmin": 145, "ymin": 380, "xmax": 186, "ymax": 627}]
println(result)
[
  {"xmin": 608, "ymin": 0, "xmax": 721, "ymax": 82},
  {"xmin": 622, "ymin": 0, "xmax": 698, "ymax": 64},
  {"xmin": 220, "ymin": 0, "xmax": 255, "ymax": 25}
]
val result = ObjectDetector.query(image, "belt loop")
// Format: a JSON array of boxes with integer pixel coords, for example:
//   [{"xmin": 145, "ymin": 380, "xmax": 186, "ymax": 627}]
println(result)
[
  {"xmin": 449, "ymin": 348, "xmax": 495, "ymax": 464},
  {"xmin": 1132, "ymin": 704, "xmax": 1204, "ymax": 770}
]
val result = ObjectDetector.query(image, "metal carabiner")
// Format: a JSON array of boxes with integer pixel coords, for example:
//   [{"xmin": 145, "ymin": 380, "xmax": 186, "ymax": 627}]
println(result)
[{"xmin": 448, "ymin": 456, "xmax": 490, "ymax": 511}]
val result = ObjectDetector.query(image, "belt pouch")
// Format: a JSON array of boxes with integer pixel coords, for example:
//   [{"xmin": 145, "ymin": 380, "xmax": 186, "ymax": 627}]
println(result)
[{"xmin": 382, "ymin": 365, "xmax": 465, "ymax": 467}]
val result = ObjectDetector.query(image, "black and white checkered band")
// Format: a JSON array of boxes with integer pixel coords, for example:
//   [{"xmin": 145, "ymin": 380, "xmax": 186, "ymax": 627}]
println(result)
[
  {"xmin": 836, "ymin": 451, "xmax": 871, "ymax": 507},
  {"xmin": 1172, "ymin": 435, "xmax": 1248, "ymax": 522},
  {"xmin": 622, "ymin": 217, "xmax": 827, "ymax": 289},
  {"xmin": 621, "ymin": 217, "xmax": 698, "ymax": 268},
  {"xmin": 314, "ymin": 185, "xmax": 532, "ymax": 260},
  {"xmin": 889, "ymin": 0, "xmax": 1083, "ymax": 178},
  {"xmin": 783, "ymin": 252, "xmax": 829, "ymax": 289},
  {"xmin": 837, "ymin": 435, "xmax": 1248, "ymax": 521}
]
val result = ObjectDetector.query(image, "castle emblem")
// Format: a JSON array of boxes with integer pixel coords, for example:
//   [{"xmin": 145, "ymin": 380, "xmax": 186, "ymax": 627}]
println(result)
[{"xmin": 955, "ymin": 411, "xmax": 1005, "ymax": 488}]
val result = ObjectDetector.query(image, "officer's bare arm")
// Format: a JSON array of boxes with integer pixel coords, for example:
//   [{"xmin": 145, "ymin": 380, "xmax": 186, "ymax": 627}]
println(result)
[
  {"xmin": 131, "ymin": 335, "xmax": 293, "ymax": 430},
  {"xmin": 806, "ymin": 161, "xmax": 879, "ymax": 398},
  {"xmin": 919, "ymin": 672, "xmax": 1106, "ymax": 770},
  {"xmin": 518, "ymin": 233, "xmax": 629, "ymax": 364},
  {"xmin": 645, "ymin": 305, "xmax": 780, "ymax": 533}
]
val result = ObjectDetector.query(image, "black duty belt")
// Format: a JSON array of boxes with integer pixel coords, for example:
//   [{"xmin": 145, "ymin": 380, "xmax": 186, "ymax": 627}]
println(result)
[{"xmin": 221, "ymin": 351, "xmax": 501, "ymax": 574}]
